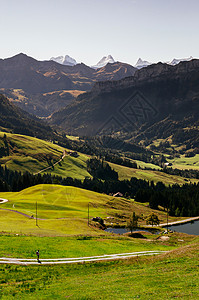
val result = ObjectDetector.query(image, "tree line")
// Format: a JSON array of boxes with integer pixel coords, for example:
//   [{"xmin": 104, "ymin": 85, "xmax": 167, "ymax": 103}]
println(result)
[{"xmin": 0, "ymin": 164, "xmax": 199, "ymax": 218}]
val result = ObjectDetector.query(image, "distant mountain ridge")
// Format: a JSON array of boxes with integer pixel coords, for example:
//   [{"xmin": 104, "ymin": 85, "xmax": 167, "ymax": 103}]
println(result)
[
  {"xmin": 0, "ymin": 53, "xmax": 195, "ymax": 118},
  {"xmin": 134, "ymin": 56, "xmax": 194, "ymax": 69},
  {"xmin": 49, "ymin": 54, "xmax": 194, "ymax": 69}
]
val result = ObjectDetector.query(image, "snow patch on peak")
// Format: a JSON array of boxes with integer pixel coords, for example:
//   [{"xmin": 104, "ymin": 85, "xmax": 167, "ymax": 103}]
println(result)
[
  {"xmin": 50, "ymin": 55, "xmax": 77, "ymax": 66},
  {"xmin": 50, "ymin": 56, "xmax": 65, "ymax": 65},
  {"xmin": 91, "ymin": 55, "xmax": 115, "ymax": 69},
  {"xmin": 168, "ymin": 56, "xmax": 193, "ymax": 66},
  {"xmin": 63, "ymin": 55, "xmax": 77, "ymax": 66},
  {"xmin": 134, "ymin": 58, "xmax": 151, "ymax": 69}
]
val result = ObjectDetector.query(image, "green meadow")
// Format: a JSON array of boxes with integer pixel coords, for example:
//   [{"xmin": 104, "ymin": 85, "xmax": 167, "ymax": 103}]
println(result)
[
  {"xmin": 0, "ymin": 242, "xmax": 198, "ymax": 299},
  {"xmin": 0, "ymin": 234, "xmax": 178, "ymax": 259},
  {"xmin": 168, "ymin": 154, "xmax": 199, "ymax": 170}
]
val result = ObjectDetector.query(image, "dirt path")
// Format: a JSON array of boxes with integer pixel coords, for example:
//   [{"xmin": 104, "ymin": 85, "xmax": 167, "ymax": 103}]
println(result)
[
  {"xmin": 0, "ymin": 198, "xmax": 8, "ymax": 204},
  {"xmin": 33, "ymin": 150, "xmax": 67, "ymax": 175},
  {"xmin": 0, "ymin": 198, "xmax": 45, "ymax": 220},
  {"xmin": 0, "ymin": 250, "xmax": 167, "ymax": 265},
  {"xmin": 158, "ymin": 216, "xmax": 199, "ymax": 227}
]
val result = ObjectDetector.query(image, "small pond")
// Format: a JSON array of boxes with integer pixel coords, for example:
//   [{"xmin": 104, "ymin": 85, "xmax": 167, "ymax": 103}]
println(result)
[{"xmin": 167, "ymin": 220, "xmax": 199, "ymax": 235}]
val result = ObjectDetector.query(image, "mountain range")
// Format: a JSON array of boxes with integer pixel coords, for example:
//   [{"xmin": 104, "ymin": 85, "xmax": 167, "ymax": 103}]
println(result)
[
  {"xmin": 51, "ymin": 54, "xmax": 116, "ymax": 69},
  {"xmin": 0, "ymin": 53, "xmax": 136, "ymax": 117},
  {"xmin": 0, "ymin": 52, "xmax": 198, "ymax": 152},
  {"xmin": 49, "ymin": 59, "xmax": 199, "ymax": 150},
  {"xmin": 50, "ymin": 54, "xmax": 194, "ymax": 69},
  {"xmin": 134, "ymin": 56, "xmax": 194, "ymax": 69}
]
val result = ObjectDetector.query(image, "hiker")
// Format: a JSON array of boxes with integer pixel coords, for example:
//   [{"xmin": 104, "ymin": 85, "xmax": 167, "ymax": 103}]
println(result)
[{"xmin": 36, "ymin": 250, "xmax": 39, "ymax": 261}]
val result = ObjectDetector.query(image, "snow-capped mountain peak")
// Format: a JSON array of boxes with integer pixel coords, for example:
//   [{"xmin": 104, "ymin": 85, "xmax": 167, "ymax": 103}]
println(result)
[
  {"xmin": 50, "ymin": 55, "xmax": 77, "ymax": 66},
  {"xmin": 134, "ymin": 58, "xmax": 151, "ymax": 69},
  {"xmin": 168, "ymin": 56, "xmax": 193, "ymax": 66},
  {"xmin": 91, "ymin": 55, "xmax": 115, "ymax": 69},
  {"xmin": 50, "ymin": 56, "xmax": 65, "ymax": 65}
]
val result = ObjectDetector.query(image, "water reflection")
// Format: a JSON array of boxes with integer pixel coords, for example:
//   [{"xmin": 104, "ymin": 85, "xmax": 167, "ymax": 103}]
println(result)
[{"xmin": 168, "ymin": 220, "xmax": 199, "ymax": 235}]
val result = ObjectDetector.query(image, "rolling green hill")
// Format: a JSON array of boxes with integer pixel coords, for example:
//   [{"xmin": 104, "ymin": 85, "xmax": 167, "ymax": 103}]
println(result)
[{"xmin": 0, "ymin": 184, "xmax": 189, "ymax": 236}]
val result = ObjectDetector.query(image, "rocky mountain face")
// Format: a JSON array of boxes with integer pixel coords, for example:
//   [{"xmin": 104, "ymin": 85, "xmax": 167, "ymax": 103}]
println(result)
[
  {"xmin": 49, "ymin": 59, "xmax": 199, "ymax": 149},
  {"xmin": 0, "ymin": 53, "xmax": 136, "ymax": 117}
]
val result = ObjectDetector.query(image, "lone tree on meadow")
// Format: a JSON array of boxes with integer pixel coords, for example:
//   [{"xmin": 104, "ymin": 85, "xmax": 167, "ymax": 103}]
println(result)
[
  {"xmin": 127, "ymin": 212, "xmax": 139, "ymax": 233},
  {"xmin": 146, "ymin": 213, "xmax": 160, "ymax": 227}
]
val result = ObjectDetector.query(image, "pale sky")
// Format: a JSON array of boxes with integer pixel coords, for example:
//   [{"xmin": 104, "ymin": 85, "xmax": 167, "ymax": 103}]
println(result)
[{"xmin": 0, "ymin": 0, "xmax": 199, "ymax": 66}]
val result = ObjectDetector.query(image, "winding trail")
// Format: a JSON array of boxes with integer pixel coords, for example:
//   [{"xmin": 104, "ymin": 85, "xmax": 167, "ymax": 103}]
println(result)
[
  {"xmin": 0, "ymin": 198, "xmax": 8, "ymax": 204},
  {"xmin": 0, "ymin": 250, "xmax": 167, "ymax": 265},
  {"xmin": 0, "ymin": 198, "xmax": 45, "ymax": 220},
  {"xmin": 33, "ymin": 150, "xmax": 67, "ymax": 175}
]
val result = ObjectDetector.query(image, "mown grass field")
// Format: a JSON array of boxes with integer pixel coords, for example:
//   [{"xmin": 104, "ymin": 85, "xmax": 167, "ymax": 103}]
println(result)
[
  {"xmin": 0, "ymin": 234, "xmax": 180, "ymax": 259},
  {"xmin": 0, "ymin": 242, "xmax": 198, "ymax": 299}
]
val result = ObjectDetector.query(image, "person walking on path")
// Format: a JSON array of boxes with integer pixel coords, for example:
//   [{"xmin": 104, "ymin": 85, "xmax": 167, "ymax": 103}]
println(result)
[{"xmin": 36, "ymin": 250, "xmax": 40, "ymax": 262}]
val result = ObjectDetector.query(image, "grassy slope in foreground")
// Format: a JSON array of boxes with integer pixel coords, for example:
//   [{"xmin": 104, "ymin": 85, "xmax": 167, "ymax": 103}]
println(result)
[
  {"xmin": 0, "ymin": 234, "xmax": 179, "ymax": 259},
  {"xmin": 0, "ymin": 131, "xmax": 91, "ymax": 179},
  {"xmin": 0, "ymin": 242, "xmax": 198, "ymax": 299},
  {"xmin": 0, "ymin": 184, "xmax": 193, "ymax": 236}
]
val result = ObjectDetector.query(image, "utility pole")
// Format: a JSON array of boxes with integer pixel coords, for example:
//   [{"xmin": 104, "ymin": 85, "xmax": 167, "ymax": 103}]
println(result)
[
  {"xmin": 88, "ymin": 202, "xmax": 89, "ymax": 226},
  {"xmin": 36, "ymin": 201, "xmax": 38, "ymax": 227},
  {"xmin": 166, "ymin": 206, "xmax": 169, "ymax": 233}
]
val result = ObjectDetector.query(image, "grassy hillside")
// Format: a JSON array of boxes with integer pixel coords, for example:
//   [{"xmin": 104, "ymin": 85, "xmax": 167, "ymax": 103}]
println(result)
[
  {"xmin": 109, "ymin": 162, "xmax": 199, "ymax": 185},
  {"xmin": 0, "ymin": 131, "xmax": 91, "ymax": 179},
  {"xmin": 1, "ymin": 131, "xmax": 198, "ymax": 184},
  {"xmin": 0, "ymin": 184, "xmax": 191, "ymax": 236},
  {"xmin": 167, "ymin": 154, "xmax": 199, "ymax": 170}
]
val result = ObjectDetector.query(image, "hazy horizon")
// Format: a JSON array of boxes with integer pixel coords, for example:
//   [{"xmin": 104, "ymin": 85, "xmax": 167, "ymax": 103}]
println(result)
[{"xmin": 1, "ymin": 0, "xmax": 199, "ymax": 65}]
